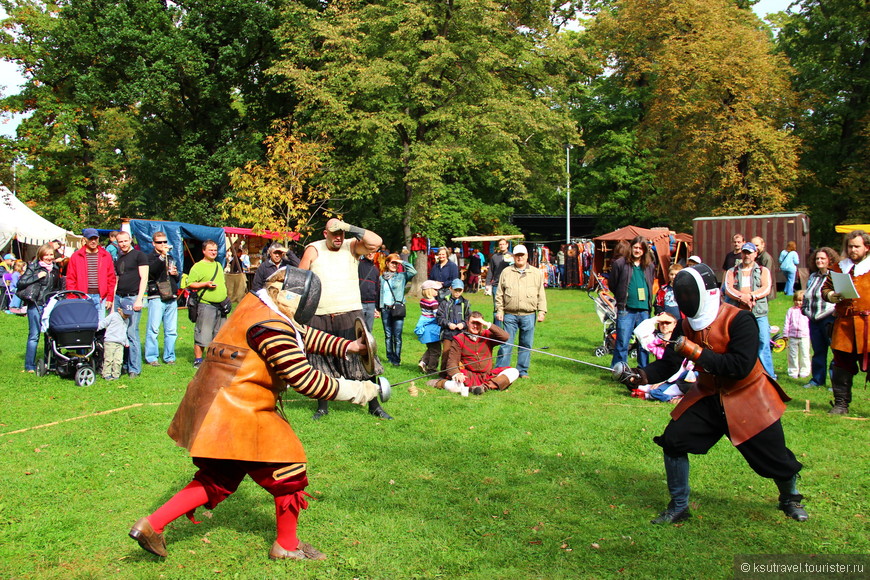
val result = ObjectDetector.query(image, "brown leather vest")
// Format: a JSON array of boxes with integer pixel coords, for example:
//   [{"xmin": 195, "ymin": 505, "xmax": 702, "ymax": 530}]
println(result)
[
  {"xmin": 671, "ymin": 303, "xmax": 790, "ymax": 446},
  {"xmin": 167, "ymin": 292, "xmax": 306, "ymax": 464}
]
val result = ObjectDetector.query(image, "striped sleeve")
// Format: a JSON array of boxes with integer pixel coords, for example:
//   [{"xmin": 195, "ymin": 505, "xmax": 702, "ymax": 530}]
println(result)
[
  {"xmin": 247, "ymin": 325, "xmax": 340, "ymax": 400},
  {"xmin": 300, "ymin": 325, "xmax": 351, "ymax": 358}
]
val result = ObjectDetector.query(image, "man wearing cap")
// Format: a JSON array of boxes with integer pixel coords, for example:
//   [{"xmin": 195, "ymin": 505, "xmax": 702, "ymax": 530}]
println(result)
[
  {"xmin": 299, "ymin": 218, "xmax": 392, "ymax": 420},
  {"xmin": 495, "ymin": 244, "xmax": 546, "ymax": 379},
  {"xmin": 436, "ymin": 278, "xmax": 471, "ymax": 373},
  {"xmin": 128, "ymin": 266, "xmax": 380, "ymax": 561},
  {"xmin": 615, "ymin": 263, "xmax": 807, "ymax": 525},
  {"xmin": 252, "ymin": 242, "xmax": 297, "ymax": 293},
  {"xmin": 113, "ymin": 231, "xmax": 149, "ymax": 378},
  {"xmin": 723, "ymin": 241, "xmax": 776, "ymax": 377},
  {"xmin": 66, "ymin": 228, "xmax": 116, "ymax": 321}
]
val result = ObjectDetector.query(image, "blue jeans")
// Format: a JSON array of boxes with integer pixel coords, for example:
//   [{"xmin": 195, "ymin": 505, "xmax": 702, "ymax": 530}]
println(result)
[
  {"xmin": 612, "ymin": 309, "xmax": 649, "ymax": 367},
  {"xmin": 381, "ymin": 308, "xmax": 404, "ymax": 365},
  {"xmin": 115, "ymin": 295, "xmax": 143, "ymax": 375},
  {"xmin": 497, "ymin": 313, "xmax": 536, "ymax": 375},
  {"xmin": 86, "ymin": 293, "xmax": 106, "ymax": 322},
  {"xmin": 756, "ymin": 315, "xmax": 776, "ymax": 378},
  {"xmin": 557, "ymin": 265, "xmax": 565, "ymax": 287},
  {"xmin": 145, "ymin": 297, "xmax": 177, "ymax": 363},
  {"xmin": 783, "ymin": 270, "xmax": 796, "ymax": 296},
  {"xmin": 361, "ymin": 302, "xmax": 376, "ymax": 333},
  {"xmin": 808, "ymin": 316, "xmax": 834, "ymax": 386},
  {"xmin": 25, "ymin": 304, "xmax": 42, "ymax": 370}
]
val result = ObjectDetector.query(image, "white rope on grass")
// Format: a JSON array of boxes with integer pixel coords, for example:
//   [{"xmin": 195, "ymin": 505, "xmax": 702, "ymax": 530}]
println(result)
[{"xmin": 0, "ymin": 402, "xmax": 175, "ymax": 436}]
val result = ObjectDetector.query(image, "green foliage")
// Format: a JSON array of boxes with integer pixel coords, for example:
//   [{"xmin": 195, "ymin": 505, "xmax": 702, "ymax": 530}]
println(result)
[
  {"xmin": 224, "ymin": 122, "xmax": 333, "ymax": 240},
  {"xmin": 776, "ymin": 0, "xmax": 870, "ymax": 246},
  {"xmin": 0, "ymin": 292, "xmax": 868, "ymax": 578},
  {"xmin": 272, "ymin": 0, "xmax": 580, "ymax": 244}
]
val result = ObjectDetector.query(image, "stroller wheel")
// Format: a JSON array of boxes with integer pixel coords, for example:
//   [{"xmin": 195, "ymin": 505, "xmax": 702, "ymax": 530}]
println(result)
[
  {"xmin": 35, "ymin": 359, "xmax": 48, "ymax": 377},
  {"xmin": 74, "ymin": 366, "xmax": 96, "ymax": 387},
  {"xmin": 594, "ymin": 346, "xmax": 608, "ymax": 357}
]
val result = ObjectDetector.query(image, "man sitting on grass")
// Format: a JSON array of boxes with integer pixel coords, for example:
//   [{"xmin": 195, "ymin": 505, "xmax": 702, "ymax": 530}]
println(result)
[{"xmin": 428, "ymin": 311, "xmax": 519, "ymax": 395}]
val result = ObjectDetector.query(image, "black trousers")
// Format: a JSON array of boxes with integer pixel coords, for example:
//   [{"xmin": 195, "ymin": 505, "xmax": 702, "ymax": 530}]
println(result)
[{"xmin": 654, "ymin": 395, "xmax": 802, "ymax": 481}]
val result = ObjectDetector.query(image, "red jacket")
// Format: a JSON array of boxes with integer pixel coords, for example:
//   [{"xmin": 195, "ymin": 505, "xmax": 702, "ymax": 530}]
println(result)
[{"xmin": 66, "ymin": 246, "xmax": 117, "ymax": 303}]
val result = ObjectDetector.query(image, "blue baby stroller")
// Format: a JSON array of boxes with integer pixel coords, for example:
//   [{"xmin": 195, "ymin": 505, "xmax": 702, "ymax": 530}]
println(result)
[{"xmin": 35, "ymin": 290, "xmax": 103, "ymax": 386}]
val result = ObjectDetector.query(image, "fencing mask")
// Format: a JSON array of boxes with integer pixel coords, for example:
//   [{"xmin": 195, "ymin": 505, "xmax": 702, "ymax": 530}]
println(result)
[
  {"xmin": 673, "ymin": 264, "xmax": 720, "ymax": 331},
  {"xmin": 267, "ymin": 266, "xmax": 322, "ymax": 325}
]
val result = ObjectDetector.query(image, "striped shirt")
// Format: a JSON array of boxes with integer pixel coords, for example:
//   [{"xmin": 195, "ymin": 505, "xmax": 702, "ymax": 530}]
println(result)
[
  {"xmin": 802, "ymin": 272, "xmax": 835, "ymax": 322},
  {"xmin": 86, "ymin": 251, "xmax": 100, "ymax": 294}
]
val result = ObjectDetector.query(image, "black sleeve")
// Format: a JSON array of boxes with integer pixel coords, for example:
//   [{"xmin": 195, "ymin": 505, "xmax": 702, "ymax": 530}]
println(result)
[
  {"xmin": 284, "ymin": 251, "xmax": 301, "ymax": 268},
  {"xmin": 251, "ymin": 263, "xmax": 268, "ymax": 293},
  {"xmin": 16, "ymin": 263, "xmax": 41, "ymax": 290},
  {"xmin": 435, "ymin": 300, "xmax": 450, "ymax": 328},
  {"xmin": 641, "ymin": 325, "xmax": 685, "ymax": 384},
  {"xmin": 694, "ymin": 311, "xmax": 759, "ymax": 380},
  {"xmin": 147, "ymin": 252, "xmax": 164, "ymax": 281}
]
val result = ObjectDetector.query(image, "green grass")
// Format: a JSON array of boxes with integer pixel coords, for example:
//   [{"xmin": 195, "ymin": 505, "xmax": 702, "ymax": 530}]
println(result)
[{"xmin": 1, "ymin": 290, "xmax": 868, "ymax": 579}]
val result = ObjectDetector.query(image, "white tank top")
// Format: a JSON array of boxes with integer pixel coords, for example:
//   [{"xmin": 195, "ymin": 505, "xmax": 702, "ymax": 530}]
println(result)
[{"xmin": 308, "ymin": 239, "xmax": 362, "ymax": 315}]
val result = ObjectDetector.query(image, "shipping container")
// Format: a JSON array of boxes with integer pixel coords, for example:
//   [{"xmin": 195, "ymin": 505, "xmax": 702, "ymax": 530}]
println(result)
[{"xmin": 693, "ymin": 213, "xmax": 811, "ymax": 287}]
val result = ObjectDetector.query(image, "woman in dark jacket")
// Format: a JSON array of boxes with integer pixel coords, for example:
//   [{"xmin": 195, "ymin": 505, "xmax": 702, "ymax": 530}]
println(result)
[{"xmin": 17, "ymin": 243, "xmax": 63, "ymax": 371}]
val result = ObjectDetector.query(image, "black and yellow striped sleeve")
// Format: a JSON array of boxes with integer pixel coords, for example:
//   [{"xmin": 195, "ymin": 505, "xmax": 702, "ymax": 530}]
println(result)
[{"xmin": 247, "ymin": 325, "xmax": 340, "ymax": 400}]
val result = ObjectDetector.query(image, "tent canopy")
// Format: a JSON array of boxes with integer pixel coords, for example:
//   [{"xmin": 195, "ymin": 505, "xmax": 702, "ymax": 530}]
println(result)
[
  {"xmin": 835, "ymin": 224, "xmax": 870, "ymax": 233},
  {"xmin": 0, "ymin": 188, "xmax": 79, "ymax": 251},
  {"xmin": 129, "ymin": 219, "xmax": 227, "ymax": 269},
  {"xmin": 592, "ymin": 225, "xmax": 672, "ymax": 283}
]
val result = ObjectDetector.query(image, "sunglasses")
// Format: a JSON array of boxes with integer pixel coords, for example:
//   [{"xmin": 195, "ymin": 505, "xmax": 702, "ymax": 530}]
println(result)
[{"xmin": 154, "ymin": 240, "xmax": 168, "ymax": 244}]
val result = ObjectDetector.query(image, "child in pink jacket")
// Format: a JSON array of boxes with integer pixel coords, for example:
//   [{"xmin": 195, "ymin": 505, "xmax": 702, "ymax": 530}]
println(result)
[{"xmin": 783, "ymin": 290, "xmax": 811, "ymax": 378}]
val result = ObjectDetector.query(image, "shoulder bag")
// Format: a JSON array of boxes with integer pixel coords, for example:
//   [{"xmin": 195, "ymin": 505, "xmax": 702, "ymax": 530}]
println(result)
[
  {"xmin": 385, "ymin": 277, "xmax": 406, "ymax": 319},
  {"xmin": 188, "ymin": 265, "xmax": 219, "ymax": 323}
]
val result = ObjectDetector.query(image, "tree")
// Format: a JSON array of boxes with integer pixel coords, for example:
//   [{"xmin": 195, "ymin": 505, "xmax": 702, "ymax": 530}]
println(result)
[
  {"xmin": 271, "ymin": 0, "xmax": 580, "ymax": 246},
  {"xmin": 0, "ymin": 0, "xmax": 299, "ymax": 227},
  {"xmin": 775, "ymin": 0, "xmax": 870, "ymax": 244},
  {"xmin": 578, "ymin": 0, "xmax": 800, "ymax": 230},
  {"xmin": 223, "ymin": 122, "xmax": 332, "ymax": 240}
]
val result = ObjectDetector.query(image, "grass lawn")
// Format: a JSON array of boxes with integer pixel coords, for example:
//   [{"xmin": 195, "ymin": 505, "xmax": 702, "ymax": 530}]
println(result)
[{"xmin": 0, "ymin": 288, "xmax": 868, "ymax": 579}]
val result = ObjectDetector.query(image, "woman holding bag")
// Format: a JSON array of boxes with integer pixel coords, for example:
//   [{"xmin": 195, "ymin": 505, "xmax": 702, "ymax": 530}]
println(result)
[
  {"xmin": 17, "ymin": 243, "xmax": 63, "ymax": 372},
  {"xmin": 378, "ymin": 253, "xmax": 416, "ymax": 366}
]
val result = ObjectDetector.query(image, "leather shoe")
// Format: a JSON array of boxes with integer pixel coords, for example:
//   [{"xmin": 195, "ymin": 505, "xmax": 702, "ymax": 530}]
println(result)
[
  {"xmin": 312, "ymin": 409, "xmax": 328, "ymax": 420},
  {"xmin": 268, "ymin": 540, "xmax": 327, "ymax": 560},
  {"xmin": 779, "ymin": 499, "xmax": 809, "ymax": 521},
  {"xmin": 147, "ymin": 360, "xmax": 160, "ymax": 367},
  {"xmin": 651, "ymin": 505, "xmax": 691, "ymax": 525},
  {"xmin": 369, "ymin": 407, "xmax": 393, "ymax": 420},
  {"xmin": 129, "ymin": 517, "xmax": 167, "ymax": 557}
]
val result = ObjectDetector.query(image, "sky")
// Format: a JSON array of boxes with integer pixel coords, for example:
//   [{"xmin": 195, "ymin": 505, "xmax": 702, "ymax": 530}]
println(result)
[{"xmin": 0, "ymin": 0, "xmax": 796, "ymax": 138}]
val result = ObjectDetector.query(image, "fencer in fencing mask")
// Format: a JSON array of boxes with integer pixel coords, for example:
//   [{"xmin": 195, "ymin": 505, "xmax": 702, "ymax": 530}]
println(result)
[
  {"xmin": 673, "ymin": 264, "xmax": 720, "ymax": 331},
  {"xmin": 265, "ymin": 266, "xmax": 322, "ymax": 325}
]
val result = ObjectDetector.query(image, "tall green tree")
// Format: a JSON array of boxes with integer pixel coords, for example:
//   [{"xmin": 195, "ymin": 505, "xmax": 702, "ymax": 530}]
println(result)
[
  {"xmin": 575, "ymin": 0, "xmax": 799, "ymax": 231},
  {"xmin": 0, "ymin": 0, "xmax": 298, "ymax": 227},
  {"xmin": 776, "ymin": 0, "xmax": 870, "ymax": 244},
  {"xmin": 271, "ymin": 0, "xmax": 580, "ymax": 246}
]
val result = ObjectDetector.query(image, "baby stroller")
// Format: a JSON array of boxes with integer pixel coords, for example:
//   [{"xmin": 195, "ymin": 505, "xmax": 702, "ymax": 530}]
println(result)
[
  {"xmin": 587, "ymin": 275, "xmax": 638, "ymax": 359},
  {"xmin": 35, "ymin": 290, "xmax": 103, "ymax": 387}
]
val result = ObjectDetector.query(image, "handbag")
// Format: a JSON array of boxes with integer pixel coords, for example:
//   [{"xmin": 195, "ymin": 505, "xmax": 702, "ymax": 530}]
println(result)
[
  {"xmin": 156, "ymin": 279, "xmax": 174, "ymax": 301},
  {"xmin": 16, "ymin": 279, "xmax": 42, "ymax": 304},
  {"xmin": 385, "ymin": 279, "xmax": 406, "ymax": 319},
  {"xmin": 217, "ymin": 297, "xmax": 233, "ymax": 317},
  {"xmin": 187, "ymin": 264, "xmax": 220, "ymax": 323}
]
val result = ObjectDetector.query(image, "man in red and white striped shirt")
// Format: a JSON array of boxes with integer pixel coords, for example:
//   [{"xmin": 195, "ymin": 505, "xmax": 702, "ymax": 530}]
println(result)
[{"xmin": 66, "ymin": 228, "xmax": 116, "ymax": 321}]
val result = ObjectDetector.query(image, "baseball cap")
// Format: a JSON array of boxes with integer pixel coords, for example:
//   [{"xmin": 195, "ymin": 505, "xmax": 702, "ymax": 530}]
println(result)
[
  {"xmin": 741, "ymin": 242, "xmax": 757, "ymax": 253},
  {"xmin": 512, "ymin": 244, "xmax": 528, "ymax": 255},
  {"xmin": 687, "ymin": 255, "xmax": 702, "ymax": 264},
  {"xmin": 82, "ymin": 228, "xmax": 99, "ymax": 239},
  {"xmin": 3, "ymin": 253, "xmax": 14, "ymax": 260},
  {"xmin": 451, "ymin": 279, "xmax": 464, "ymax": 289}
]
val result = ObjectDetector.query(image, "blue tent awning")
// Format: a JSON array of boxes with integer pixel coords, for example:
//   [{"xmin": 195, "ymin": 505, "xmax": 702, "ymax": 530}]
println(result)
[{"xmin": 129, "ymin": 220, "xmax": 227, "ymax": 268}]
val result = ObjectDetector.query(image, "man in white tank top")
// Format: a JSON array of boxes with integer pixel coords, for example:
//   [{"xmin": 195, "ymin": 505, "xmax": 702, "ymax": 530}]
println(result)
[{"xmin": 299, "ymin": 218, "xmax": 393, "ymax": 420}]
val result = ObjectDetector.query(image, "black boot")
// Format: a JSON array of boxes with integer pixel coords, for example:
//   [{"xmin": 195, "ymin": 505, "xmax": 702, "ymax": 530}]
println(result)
[
  {"xmin": 652, "ymin": 453, "xmax": 691, "ymax": 524},
  {"xmin": 368, "ymin": 399, "xmax": 393, "ymax": 420},
  {"xmin": 313, "ymin": 399, "xmax": 329, "ymax": 420},
  {"xmin": 775, "ymin": 474, "xmax": 809, "ymax": 521},
  {"xmin": 829, "ymin": 367, "xmax": 853, "ymax": 415}
]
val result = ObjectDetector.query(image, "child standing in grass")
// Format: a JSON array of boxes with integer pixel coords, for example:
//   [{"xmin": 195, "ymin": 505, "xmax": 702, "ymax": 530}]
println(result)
[
  {"xmin": 414, "ymin": 281, "xmax": 443, "ymax": 373},
  {"xmin": 98, "ymin": 303, "xmax": 134, "ymax": 380},
  {"xmin": 784, "ymin": 290, "xmax": 811, "ymax": 379}
]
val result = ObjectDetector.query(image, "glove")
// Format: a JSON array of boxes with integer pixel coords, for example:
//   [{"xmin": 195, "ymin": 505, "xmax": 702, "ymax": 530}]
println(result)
[
  {"xmin": 674, "ymin": 336, "xmax": 703, "ymax": 361},
  {"xmin": 611, "ymin": 361, "xmax": 648, "ymax": 386},
  {"xmin": 328, "ymin": 220, "xmax": 366, "ymax": 239},
  {"xmin": 334, "ymin": 378, "xmax": 379, "ymax": 405}
]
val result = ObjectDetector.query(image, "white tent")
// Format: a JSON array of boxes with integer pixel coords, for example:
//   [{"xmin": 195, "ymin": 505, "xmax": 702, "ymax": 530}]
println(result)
[{"xmin": 0, "ymin": 187, "xmax": 79, "ymax": 252}]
